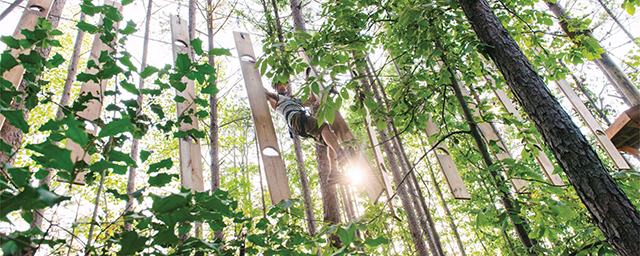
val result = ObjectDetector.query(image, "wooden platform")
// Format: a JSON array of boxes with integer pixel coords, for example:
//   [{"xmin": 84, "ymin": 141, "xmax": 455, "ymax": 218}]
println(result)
[{"xmin": 606, "ymin": 104, "xmax": 640, "ymax": 155}]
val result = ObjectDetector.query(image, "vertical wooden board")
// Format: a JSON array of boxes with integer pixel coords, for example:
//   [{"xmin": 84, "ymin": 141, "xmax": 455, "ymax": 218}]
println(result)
[
  {"xmin": 555, "ymin": 79, "xmax": 630, "ymax": 170},
  {"xmin": 363, "ymin": 114, "xmax": 391, "ymax": 203},
  {"xmin": 425, "ymin": 119, "xmax": 470, "ymax": 199},
  {"xmin": 234, "ymin": 31, "xmax": 291, "ymax": 205},
  {"xmin": 60, "ymin": 1, "xmax": 122, "ymax": 185},
  {"xmin": 0, "ymin": 0, "xmax": 54, "ymax": 129},
  {"xmin": 493, "ymin": 89, "xmax": 565, "ymax": 186},
  {"xmin": 171, "ymin": 15, "xmax": 205, "ymax": 192}
]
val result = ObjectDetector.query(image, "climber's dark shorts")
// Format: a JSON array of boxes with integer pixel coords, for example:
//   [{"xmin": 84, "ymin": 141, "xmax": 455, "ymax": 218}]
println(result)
[{"xmin": 289, "ymin": 112, "xmax": 327, "ymax": 145}]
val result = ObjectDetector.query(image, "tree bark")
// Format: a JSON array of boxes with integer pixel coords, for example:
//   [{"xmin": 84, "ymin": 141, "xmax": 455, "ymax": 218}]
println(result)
[
  {"xmin": 124, "ymin": 0, "xmax": 153, "ymax": 231},
  {"xmin": 546, "ymin": 0, "xmax": 640, "ymax": 106},
  {"xmin": 316, "ymin": 143, "xmax": 343, "ymax": 248},
  {"xmin": 366, "ymin": 58, "xmax": 446, "ymax": 256},
  {"xmin": 458, "ymin": 0, "xmax": 640, "ymax": 254}
]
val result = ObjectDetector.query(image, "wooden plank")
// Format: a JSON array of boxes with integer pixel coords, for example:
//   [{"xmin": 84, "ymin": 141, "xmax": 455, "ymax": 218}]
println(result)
[
  {"xmin": 171, "ymin": 15, "xmax": 205, "ymax": 192},
  {"xmin": 234, "ymin": 31, "xmax": 291, "ymax": 205},
  {"xmin": 0, "ymin": 0, "xmax": 54, "ymax": 130},
  {"xmin": 425, "ymin": 118, "xmax": 470, "ymax": 200},
  {"xmin": 493, "ymin": 89, "xmax": 565, "ymax": 186},
  {"xmin": 62, "ymin": 0, "xmax": 122, "ymax": 185},
  {"xmin": 555, "ymin": 79, "xmax": 630, "ymax": 169},
  {"xmin": 606, "ymin": 104, "xmax": 640, "ymax": 152},
  {"xmin": 460, "ymin": 85, "xmax": 529, "ymax": 193},
  {"xmin": 364, "ymin": 114, "xmax": 393, "ymax": 203}
]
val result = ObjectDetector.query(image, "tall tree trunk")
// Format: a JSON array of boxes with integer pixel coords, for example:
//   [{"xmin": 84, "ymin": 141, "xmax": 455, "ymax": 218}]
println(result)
[
  {"xmin": 124, "ymin": 0, "xmax": 153, "ymax": 231},
  {"xmin": 286, "ymin": 0, "xmax": 318, "ymax": 236},
  {"xmin": 188, "ymin": 0, "xmax": 196, "ymax": 58},
  {"xmin": 595, "ymin": 0, "xmax": 638, "ymax": 48},
  {"xmin": 366, "ymin": 58, "xmax": 446, "ymax": 256},
  {"xmin": 546, "ymin": 0, "xmax": 640, "ymax": 106},
  {"xmin": 316, "ymin": 143, "xmax": 343, "ymax": 248},
  {"xmin": 28, "ymin": 0, "xmax": 68, "ymax": 231},
  {"xmin": 458, "ymin": 0, "xmax": 640, "ymax": 254},
  {"xmin": 206, "ymin": 0, "xmax": 222, "ymax": 241}
]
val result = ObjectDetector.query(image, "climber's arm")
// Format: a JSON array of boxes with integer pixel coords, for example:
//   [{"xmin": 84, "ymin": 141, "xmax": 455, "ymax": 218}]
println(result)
[{"xmin": 264, "ymin": 89, "xmax": 278, "ymax": 109}]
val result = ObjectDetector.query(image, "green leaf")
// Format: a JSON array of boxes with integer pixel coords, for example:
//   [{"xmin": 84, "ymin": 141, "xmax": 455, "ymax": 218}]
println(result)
[
  {"xmin": 0, "ymin": 110, "xmax": 29, "ymax": 133},
  {"xmin": 26, "ymin": 140, "xmax": 74, "ymax": 172},
  {"xmin": 47, "ymin": 53, "xmax": 65, "ymax": 68},
  {"xmin": 119, "ymin": 20, "xmax": 137, "ymax": 35},
  {"xmin": 106, "ymin": 188, "xmax": 129, "ymax": 201},
  {"xmin": 627, "ymin": 3, "xmax": 636, "ymax": 15},
  {"xmin": 148, "ymin": 158, "xmax": 173, "ymax": 173},
  {"xmin": 140, "ymin": 150, "xmax": 152, "ymax": 163},
  {"xmin": 7, "ymin": 167, "xmax": 30, "ymax": 187},
  {"xmin": 140, "ymin": 66, "xmax": 158, "ymax": 78},
  {"xmin": 148, "ymin": 173, "xmax": 173, "ymax": 187},
  {"xmin": 151, "ymin": 192, "xmax": 189, "ymax": 213},
  {"xmin": 106, "ymin": 150, "xmax": 136, "ymax": 166},
  {"xmin": 99, "ymin": 118, "xmax": 134, "ymax": 137},
  {"xmin": 117, "ymin": 231, "xmax": 148, "ymax": 256},
  {"xmin": 1, "ymin": 36, "xmax": 20, "ymax": 49},
  {"xmin": 120, "ymin": 80, "xmax": 139, "ymax": 94},
  {"xmin": 76, "ymin": 21, "xmax": 98, "ymax": 33},
  {"xmin": 247, "ymin": 234, "xmax": 266, "ymax": 247},
  {"xmin": 208, "ymin": 48, "xmax": 232, "ymax": 56},
  {"xmin": 201, "ymin": 83, "xmax": 218, "ymax": 95},
  {"xmin": 364, "ymin": 236, "xmax": 389, "ymax": 247},
  {"xmin": 122, "ymin": 0, "xmax": 134, "ymax": 5},
  {"xmin": 152, "ymin": 228, "xmax": 179, "ymax": 246},
  {"xmin": 191, "ymin": 38, "xmax": 203, "ymax": 55},
  {"xmin": 1, "ymin": 51, "xmax": 19, "ymax": 71},
  {"xmin": 175, "ymin": 53, "xmax": 191, "ymax": 72}
]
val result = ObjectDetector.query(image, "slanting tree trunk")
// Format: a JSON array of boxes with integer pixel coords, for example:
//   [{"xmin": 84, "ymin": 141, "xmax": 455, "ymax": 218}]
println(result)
[
  {"xmin": 124, "ymin": 0, "xmax": 153, "ymax": 231},
  {"xmin": 595, "ymin": 0, "xmax": 638, "ymax": 47},
  {"xmin": 28, "ymin": 0, "xmax": 68, "ymax": 231},
  {"xmin": 358, "ymin": 79, "xmax": 430, "ymax": 255},
  {"xmin": 443, "ymin": 59, "xmax": 537, "ymax": 253},
  {"xmin": 0, "ymin": 0, "xmax": 25, "ymax": 22},
  {"xmin": 365, "ymin": 58, "xmax": 446, "ymax": 256},
  {"xmin": 458, "ymin": 0, "xmax": 640, "ymax": 254},
  {"xmin": 546, "ymin": 0, "xmax": 640, "ymax": 106}
]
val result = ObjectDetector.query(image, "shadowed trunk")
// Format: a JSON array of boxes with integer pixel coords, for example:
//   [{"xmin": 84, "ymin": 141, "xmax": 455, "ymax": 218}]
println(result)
[{"xmin": 458, "ymin": 0, "xmax": 640, "ymax": 254}]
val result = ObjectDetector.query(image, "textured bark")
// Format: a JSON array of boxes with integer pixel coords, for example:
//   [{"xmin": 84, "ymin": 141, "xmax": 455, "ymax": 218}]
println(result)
[
  {"xmin": 188, "ymin": 0, "xmax": 196, "ymax": 58},
  {"xmin": 458, "ymin": 0, "xmax": 640, "ymax": 254},
  {"xmin": 288, "ymin": 0, "xmax": 306, "ymax": 32},
  {"xmin": 292, "ymin": 135, "xmax": 317, "ymax": 234},
  {"xmin": 445, "ymin": 62, "xmax": 537, "ymax": 252},
  {"xmin": 366, "ymin": 59, "xmax": 445, "ymax": 256},
  {"xmin": 546, "ymin": 1, "xmax": 640, "ymax": 106},
  {"xmin": 124, "ymin": 0, "xmax": 152, "ymax": 231},
  {"xmin": 316, "ymin": 143, "xmax": 343, "ymax": 248},
  {"xmin": 287, "ymin": 0, "xmax": 318, "ymax": 236}
]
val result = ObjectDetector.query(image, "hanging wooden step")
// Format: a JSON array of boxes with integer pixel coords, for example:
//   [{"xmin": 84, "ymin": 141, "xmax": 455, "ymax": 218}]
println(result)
[
  {"xmin": 63, "ymin": 0, "xmax": 122, "ymax": 185},
  {"xmin": 493, "ymin": 89, "xmax": 565, "ymax": 187},
  {"xmin": 170, "ymin": 15, "xmax": 205, "ymax": 192},
  {"xmin": 364, "ymin": 114, "xmax": 395, "ymax": 204},
  {"xmin": 233, "ymin": 31, "xmax": 291, "ymax": 205},
  {"xmin": 425, "ymin": 117, "xmax": 470, "ymax": 200},
  {"xmin": 460, "ymin": 85, "xmax": 529, "ymax": 193},
  {"xmin": 606, "ymin": 105, "xmax": 640, "ymax": 155},
  {"xmin": 554, "ymin": 79, "xmax": 631, "ymax": 169},
  {"xmin": 0, "ymin": 0, "xmax": 54, "ymax": 130}
]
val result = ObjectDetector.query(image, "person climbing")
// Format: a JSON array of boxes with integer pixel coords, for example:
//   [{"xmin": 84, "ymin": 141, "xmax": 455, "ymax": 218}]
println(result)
[{"xmin": 264, "ymin": 81, "xmax": 352, "ymax": 185}]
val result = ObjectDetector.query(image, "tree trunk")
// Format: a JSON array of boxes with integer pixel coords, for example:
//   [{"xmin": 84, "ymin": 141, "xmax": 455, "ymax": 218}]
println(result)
[
  {"xmin": 546, "ymin": 0, "xmax": 640, "ymax": 106},
  {"xmin": 124, "ymin": 0, "xmax": 152, "ymax": 231},
  {"xmin": 458, "ymin": 0, "xmax": 640, "ymax": 254},
  {"xmin": 366, "ymin": 58, "xmax": 446, "ymax": 256},
  {"xmin": 316, "ymin": 143, "xmax": 343, "ymax": 248},
  {"xmin": 286, "ymin": 0, "xmax": 319, "ymax": 236}
]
